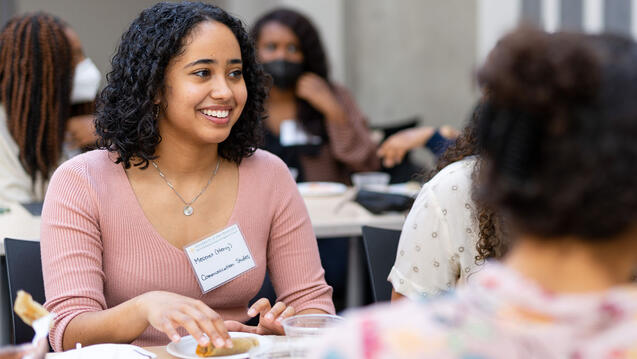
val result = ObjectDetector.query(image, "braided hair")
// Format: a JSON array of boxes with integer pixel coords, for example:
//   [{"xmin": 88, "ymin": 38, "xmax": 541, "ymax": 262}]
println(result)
[{"xmin": 0, "ymin": 12, "xmax": 72, "ymax": 183}]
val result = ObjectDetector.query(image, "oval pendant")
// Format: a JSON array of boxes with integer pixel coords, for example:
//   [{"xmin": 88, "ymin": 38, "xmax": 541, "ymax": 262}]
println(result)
[{"xmin": 183, "ymin": 205, "xmax": 194, "ymax": 216}]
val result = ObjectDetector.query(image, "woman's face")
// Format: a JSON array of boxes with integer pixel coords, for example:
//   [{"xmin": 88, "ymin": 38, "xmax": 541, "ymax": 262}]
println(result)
[
  {"xmin": 256, "ymin": 21, "xmax": 304, "ymax": 64},
  {"xmin": 158, "ymin": 21, "xmax": 247, "ymax": 147}
]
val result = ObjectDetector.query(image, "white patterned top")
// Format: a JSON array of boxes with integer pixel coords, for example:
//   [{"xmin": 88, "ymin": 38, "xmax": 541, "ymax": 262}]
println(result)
[{"xmin": 388, "ymin": 156, "xmax": 481, "ymax": 297}]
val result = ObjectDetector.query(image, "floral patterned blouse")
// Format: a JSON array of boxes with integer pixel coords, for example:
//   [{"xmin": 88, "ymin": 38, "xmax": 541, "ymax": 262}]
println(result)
[
  {"xmin": 309, "ymin": 263, "xmax": 637, "ymax": 359},
  {"xmin": 389, "ymin": 156, "xmax": 481, "ymax": 297}
]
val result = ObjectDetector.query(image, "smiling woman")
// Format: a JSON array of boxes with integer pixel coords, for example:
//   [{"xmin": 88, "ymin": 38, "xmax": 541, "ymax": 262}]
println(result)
[{"xmin": 39, "ymin": 1, "xmax": 334, "ymax": 352}]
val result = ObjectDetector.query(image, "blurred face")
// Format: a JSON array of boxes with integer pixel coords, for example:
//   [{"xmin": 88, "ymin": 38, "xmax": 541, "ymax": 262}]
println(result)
[
  {"xmin": 256, "ymin": 21, "xmax": 304, "ymax": 64},
  {"xmin": 157, "ymin": 21, "xmax": 247, "ymax": 146}
]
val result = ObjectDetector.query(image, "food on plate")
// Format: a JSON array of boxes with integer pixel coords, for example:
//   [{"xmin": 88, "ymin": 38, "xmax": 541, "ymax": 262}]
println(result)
[
  {"xmin": 195, "ymin": 337, "xmax": 259, "ymax": 357},
  {"xmin": 14, "ymin": 290, "xmax": 49, "ymax": 326}
]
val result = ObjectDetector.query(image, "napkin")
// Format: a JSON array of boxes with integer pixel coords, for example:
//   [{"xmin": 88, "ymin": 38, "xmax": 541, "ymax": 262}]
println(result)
[
  {"xmin": 354, "ymin": 189, "xmax": 415, "ymax": 214},
  {"xmin": 54, "ymin": 344, "xmax": 157, "ymax": 359}
]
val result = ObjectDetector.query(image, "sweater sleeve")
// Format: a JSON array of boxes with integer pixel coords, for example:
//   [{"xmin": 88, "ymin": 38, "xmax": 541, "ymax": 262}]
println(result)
[
  {"xmin": 40, "ymin": 159, "xmax": 106, "ymax": 352},
  {"xmin": 323, "ymin": 85, "xmax": 380, "ymax": 172},
  {"xmin": 265, "ymin": 158, "xmax": 335, "ymax": 314}
]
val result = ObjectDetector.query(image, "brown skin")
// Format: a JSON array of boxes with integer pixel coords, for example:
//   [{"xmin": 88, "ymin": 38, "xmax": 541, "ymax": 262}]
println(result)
[
  {"xmin": 61, "ymin": 21, "xmax": 325, "ymax": 351},
  {"xmin": 378, "ymin": 125, "xmax": 460, "ymax": 168},
  {"xmin": 256, "ymin": 21, "xmax": 346, "ymax": 136}
]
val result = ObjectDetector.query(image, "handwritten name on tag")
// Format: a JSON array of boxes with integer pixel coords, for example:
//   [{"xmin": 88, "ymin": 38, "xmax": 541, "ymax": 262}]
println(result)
[{"xmin": 184, "ymin": 224, "xmax": 256, "ymax": 293}]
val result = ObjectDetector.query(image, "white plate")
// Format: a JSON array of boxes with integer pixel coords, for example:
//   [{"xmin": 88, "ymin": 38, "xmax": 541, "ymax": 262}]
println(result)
[
  {"xmin": 166, "ymin": 332, "xmax": 270, "ymax": 359},
  {"xmin": 297, "ymin": 182, "xmax": 347, "ymax": 197}
]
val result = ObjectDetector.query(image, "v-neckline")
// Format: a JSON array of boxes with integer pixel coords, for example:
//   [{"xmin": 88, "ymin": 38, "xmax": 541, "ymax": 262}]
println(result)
[{"xmin": 115, "ymin": 158, "xmax": 243, "ymax": 256}]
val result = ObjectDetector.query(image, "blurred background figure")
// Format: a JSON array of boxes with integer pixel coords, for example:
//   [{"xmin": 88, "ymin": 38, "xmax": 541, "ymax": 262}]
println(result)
[
  {"xmin": 0, "ymin": 12, "xmax": 99, "ymax": 204},
  {"xmin": 310, "ymin": 27, "xmax": 637, "ymax": 357},
  {"xmin": 377, "ymin": 124, "xmax": 459, "ymax": 168},
  {"xmin": 251, "ymin": 8, "xmax": 379, "ymax": 184},
  {"xmin": 388, "ymin": 103, "xmax": 506, "ymax": 301}
]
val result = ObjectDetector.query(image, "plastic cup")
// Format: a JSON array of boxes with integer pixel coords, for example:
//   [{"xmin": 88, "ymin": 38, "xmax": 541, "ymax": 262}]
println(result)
[{"xmin": 351, "ymin": 172, "xmax": 390, "ymax": 190}]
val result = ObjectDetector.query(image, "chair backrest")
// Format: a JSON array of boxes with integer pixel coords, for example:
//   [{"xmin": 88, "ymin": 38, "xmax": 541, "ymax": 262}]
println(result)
[
  {"xmin": 4, "ymin": 238, "xmax": 44, "ymax": 344},
  {"xmin": 361, "ymin": 226, "xmax": 401, "ymax": 303}
]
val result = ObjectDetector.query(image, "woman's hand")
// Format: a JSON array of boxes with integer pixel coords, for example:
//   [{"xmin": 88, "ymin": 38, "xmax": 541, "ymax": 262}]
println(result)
[
  {"xmin": 224, "ymin": 298, "xmax": 295, "ymax": 335},
  {"xmin": 138, "ymin": 291, "xmax": 233, "ymax": 349},
  {"xmin": 377, "ymin": 127, "xmax": 436, "ymax": 167},
  {"xmin": 295, "ymin": 73, "xmax": 345, "ymax": 122}
]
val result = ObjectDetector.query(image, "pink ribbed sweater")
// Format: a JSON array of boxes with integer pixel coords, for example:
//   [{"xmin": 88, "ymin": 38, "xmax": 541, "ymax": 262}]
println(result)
[{"xmin": 40, "ymin": 149, "xmax": 334, "ymax": 351}]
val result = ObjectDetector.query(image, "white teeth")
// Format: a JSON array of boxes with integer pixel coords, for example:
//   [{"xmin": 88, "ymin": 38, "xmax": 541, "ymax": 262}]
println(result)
[{"xmin": 201, "ymin": 109, "xmax": 229, "ymax": 118}]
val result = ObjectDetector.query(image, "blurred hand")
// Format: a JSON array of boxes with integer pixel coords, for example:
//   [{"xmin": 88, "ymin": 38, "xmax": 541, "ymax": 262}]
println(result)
[
  {"xmin": 0, "ymin": 337, "xmax": 48, "ymax": 359},
  {"xmin": 295, "ymin": 73, "xmax": 344, "ymax": 121},
  {"xmin": 377, "ymin": 127, "xmax": 435, "ymax": 168},
  {"xmin": 224, "ymin": 298, "xmax": 294, "ymax": 335},
  {"xmin": 138, "ymin": 291, "xmax": 233, "ymax": 349},
  {"xmin": 66, "ymin": 115, "xmax": 97, "ymax": 149}
]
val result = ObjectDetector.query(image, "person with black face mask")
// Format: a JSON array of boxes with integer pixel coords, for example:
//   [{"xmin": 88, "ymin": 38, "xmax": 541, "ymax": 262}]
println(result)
[{"xmin": 251, "ymin": 8, "xmax": 380, "ymax": 185}]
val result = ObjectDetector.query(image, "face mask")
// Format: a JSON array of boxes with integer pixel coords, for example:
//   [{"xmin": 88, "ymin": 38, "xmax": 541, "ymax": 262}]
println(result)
[
  {"xmin": 262, "ymin": 60, "xmax": 304, "ymax": 89},
  {"xmin": 70, "ymin": 57, "xmax": 101, "ymax": 104}
]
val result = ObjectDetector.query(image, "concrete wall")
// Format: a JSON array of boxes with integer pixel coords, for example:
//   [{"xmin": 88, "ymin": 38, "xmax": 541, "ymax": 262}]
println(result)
[{"xmin": 344, "ymin": 0, "xmax": 478, "ymax": 131}]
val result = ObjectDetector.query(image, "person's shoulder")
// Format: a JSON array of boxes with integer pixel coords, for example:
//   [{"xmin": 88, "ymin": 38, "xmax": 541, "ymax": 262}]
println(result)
[
  {"xmin": 241, "ymin": 149, "xmax": 289, "ymax": 174},
  {"xmin": 429, "ymin": 156, "xmax": 476, "ymax": 187},
  {"xmin": 52, "ymin": 150, "xmax": 119, "ymax": 182}
]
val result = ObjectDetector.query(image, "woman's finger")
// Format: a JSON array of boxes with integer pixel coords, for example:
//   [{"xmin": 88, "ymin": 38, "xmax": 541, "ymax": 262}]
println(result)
[
  {"xmin": 224, "ymin": 320, "xmax": 258, "ymax": 334},
  {"xmin": 170, "ymin": 311, "xmax": 208, "ymax": 347},
  {"xmin": 248, "ymin": 298, "xmax": 271, "ymax": 317},
  {"xmin": 158, "ymin": 317, "xmax": 182, "ymax": 343},
  {"xmin": 275, "ymin": 306, "xmax": 295, "ymax": 324},
  {"xmin": 265, "ymin": 302, "xmax": 287, "ymax": 321}
]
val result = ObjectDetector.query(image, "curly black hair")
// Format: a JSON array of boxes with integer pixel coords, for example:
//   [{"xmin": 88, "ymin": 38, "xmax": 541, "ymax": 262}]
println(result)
[
  {"xmin": 429, "ymin": 102, "xmax": 508, "ymax": 262},
  {"xmin": 475, "ymin": 26, "xmax": 637, "ymax": 240},
  {"xmin": 96, "ymin": 2, "xmax": 267, "ymax": 168},
  {"xmin": 250, "ymin": 8, "xmax": 329, "ymax": 140}
]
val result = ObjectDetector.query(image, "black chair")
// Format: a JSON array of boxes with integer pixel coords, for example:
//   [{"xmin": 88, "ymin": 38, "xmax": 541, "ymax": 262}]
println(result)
[
  {"xmin": 4, "ymin": 238, "xmax": 45, "ymax": 344},
  {"xmin": 361, "ymin": 226, "xmax": 401, "ymax": 303}
]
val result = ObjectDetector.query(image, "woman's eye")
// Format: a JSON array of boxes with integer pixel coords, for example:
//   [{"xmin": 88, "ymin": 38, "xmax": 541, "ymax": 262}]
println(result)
[
  {"xmin": 229, "ymin": 69, "xmax": 243, "ymax": 79},
  {"xmin": 193, "ymin": 69, "xmax": 210, "ymax": 78},
  {"xmin": 287, "ymin": 44, "xmax": 298, "ymax": 53},
  {"xmin": 265, "ymin": 43, "xmax": 277, "ymax": 51}
]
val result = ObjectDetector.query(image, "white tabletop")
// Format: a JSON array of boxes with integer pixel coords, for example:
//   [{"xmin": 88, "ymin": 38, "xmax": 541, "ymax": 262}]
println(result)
[
  {"xmin": 302, "ymin": 188, "xmax": 406, "ymax": 238},
  {"xmin": 0, "ymin": 202, "xmax": 40, "ymax": 255}
]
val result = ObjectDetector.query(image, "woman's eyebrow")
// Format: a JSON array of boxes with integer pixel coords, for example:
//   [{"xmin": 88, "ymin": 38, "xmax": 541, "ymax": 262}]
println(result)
[{"xmin": 183, "ymin": 58, "xmax": 242, "ymax": 68}]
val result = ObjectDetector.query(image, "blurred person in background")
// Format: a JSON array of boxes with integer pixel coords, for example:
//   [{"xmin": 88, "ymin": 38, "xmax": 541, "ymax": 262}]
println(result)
[
  {"xmin": 0, "ymin": 12, "xmax": 100, "ymax": 204},
  {"xmin": 310, "ymin": 27, "xmax": 637, "ymax": 357},
  {"xmin": 388, "ymin": 103, "xmax": 507, "ymax": 301},
  {"xmin": 251, "ymin": 8, "xmax": 379, "ymax": 184}
]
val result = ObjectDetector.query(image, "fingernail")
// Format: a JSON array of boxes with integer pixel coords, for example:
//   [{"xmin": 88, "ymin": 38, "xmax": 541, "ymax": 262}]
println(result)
[
  {"xmin": 199, "ymin": 337, "xmax": 209, "ymax": 346},
  {"xmin": 226, "ymin": 339, "xmax": 234, "ymax": 348},
  {"xmin": 172, "ymin": 334, "xmax": 181, "ymax": 342},
  {"xmin": 215, "ymin": 338, "xmax": 225, "ymax": 348},
  {"xmin": 247, "ymin": 308, "xmax": 256, "ymax": 316},
  {"xmin": 265, "ymin": 313, "xmax": 274, "ymax": 320}
]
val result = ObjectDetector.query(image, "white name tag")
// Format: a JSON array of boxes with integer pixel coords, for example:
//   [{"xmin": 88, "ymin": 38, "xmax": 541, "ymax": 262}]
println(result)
[{"xmin": 184, "ymin": 224, "xmax": 256, "ymax": 293}]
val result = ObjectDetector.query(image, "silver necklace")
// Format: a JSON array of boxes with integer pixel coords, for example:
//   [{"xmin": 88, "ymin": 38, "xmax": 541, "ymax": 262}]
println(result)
[{"xmin": 151, "ymin": 158, "xmax": 221, "ymax": 216}]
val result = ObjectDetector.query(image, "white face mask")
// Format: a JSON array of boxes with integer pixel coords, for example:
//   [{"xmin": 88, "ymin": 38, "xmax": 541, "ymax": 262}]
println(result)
[{"xmin": 70, "ymin": 57, "xmax": 101, "ymax": 104}]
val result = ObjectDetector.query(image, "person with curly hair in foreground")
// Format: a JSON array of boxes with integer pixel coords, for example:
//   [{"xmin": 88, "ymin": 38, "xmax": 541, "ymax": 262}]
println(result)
[
  {"xmin": 309, "ymin": 27, "xmax": 637, "ymax": 358},
  {"xmin": 40, "ymin": 2, "xmax": 334, "ymax": 352}
]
